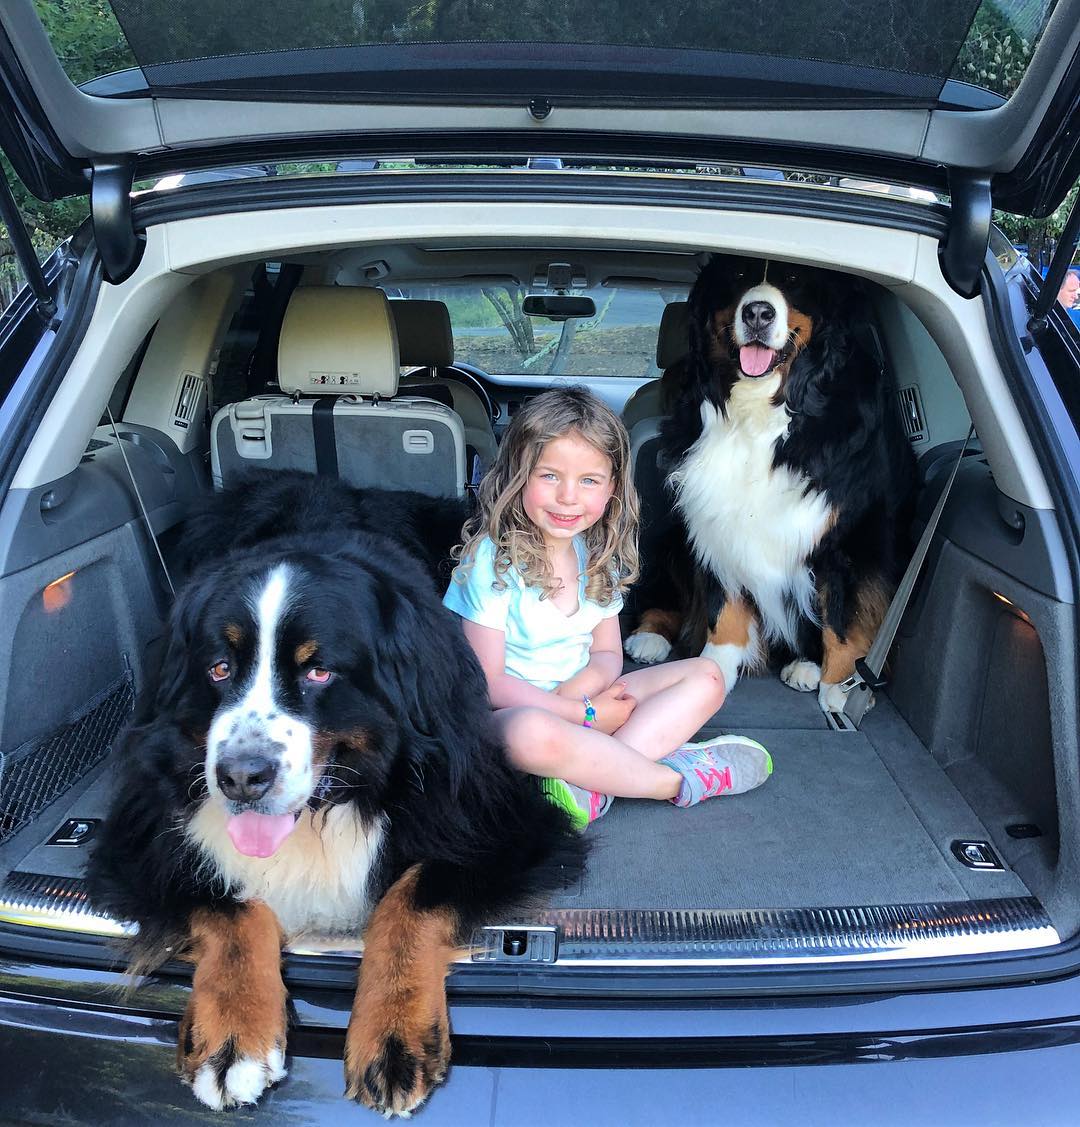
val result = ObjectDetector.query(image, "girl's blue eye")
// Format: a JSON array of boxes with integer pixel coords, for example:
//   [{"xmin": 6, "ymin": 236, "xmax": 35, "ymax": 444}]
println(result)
[{"xmin": 582, "ymin": 477, "xmax": 599, "ymax": 486}]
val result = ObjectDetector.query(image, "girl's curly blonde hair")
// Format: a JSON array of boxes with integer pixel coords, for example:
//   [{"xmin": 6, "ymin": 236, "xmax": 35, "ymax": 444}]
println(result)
[{"xmin": 452, "ymin": 386, "xmax": 639, "ymax": 605}]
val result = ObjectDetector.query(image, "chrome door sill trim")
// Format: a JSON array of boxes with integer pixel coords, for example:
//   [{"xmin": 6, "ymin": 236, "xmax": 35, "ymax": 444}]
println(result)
[{"xmin": 0, "ymin": 873, "xmax": 1059, "ymax": 966}]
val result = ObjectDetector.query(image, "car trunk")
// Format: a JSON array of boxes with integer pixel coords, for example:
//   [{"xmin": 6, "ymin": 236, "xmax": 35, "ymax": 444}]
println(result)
[{"xmin": 0, "ymin": 433, "xmax": 1068, "ymax": 967}]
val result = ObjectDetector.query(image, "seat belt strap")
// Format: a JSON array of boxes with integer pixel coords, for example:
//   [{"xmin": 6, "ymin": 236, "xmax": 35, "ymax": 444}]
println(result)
[
  {"xmin": 312, "ymin": 397, "xmax": 339, "ymax": 478},
  {"xmin": 837, "ymin": 426, "xmax": 975, "ymax": 728}
]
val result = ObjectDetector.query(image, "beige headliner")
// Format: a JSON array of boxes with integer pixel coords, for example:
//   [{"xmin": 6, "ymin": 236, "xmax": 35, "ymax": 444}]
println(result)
[{"xmin": 11, "ymin": 199, "xmax": 1052, "ymax": 511}]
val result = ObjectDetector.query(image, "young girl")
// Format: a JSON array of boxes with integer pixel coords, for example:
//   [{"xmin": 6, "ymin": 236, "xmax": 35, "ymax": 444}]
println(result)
[{"xmin": 443, "ymin": 387, "xmax": 771, "ymax": 829}]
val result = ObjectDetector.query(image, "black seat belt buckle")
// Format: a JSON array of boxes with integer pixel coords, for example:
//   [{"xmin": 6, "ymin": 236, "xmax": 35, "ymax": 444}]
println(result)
[{"xmin": 854, "ymin": 657, "xmax": 888, "ymax": 692}]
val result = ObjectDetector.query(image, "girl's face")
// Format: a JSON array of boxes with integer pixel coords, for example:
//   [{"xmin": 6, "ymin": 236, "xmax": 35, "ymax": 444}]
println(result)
[{"xmin": 522, "ymin": 431, "xmax": 616, "ymax": 550}]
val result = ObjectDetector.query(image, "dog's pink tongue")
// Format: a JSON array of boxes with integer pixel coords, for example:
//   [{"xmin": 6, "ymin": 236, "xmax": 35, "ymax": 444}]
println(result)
[
  {"xmin": 226, "ymin": 811, "xmax": 298, "ymax": 858},
  {"xmin": 740, "ymin": 343, "xmax": 775, "ymax": 377}
]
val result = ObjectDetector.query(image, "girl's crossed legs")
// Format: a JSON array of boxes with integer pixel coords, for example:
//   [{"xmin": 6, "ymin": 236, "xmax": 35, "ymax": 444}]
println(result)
[{"xmin": 495, "ymin": 658, "xmax": 726, "ymax": 801}]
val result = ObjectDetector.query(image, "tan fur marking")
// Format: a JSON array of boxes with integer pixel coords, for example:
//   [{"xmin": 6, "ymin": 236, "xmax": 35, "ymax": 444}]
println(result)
[
  {"xmin": 224, "ymin": 623, "xmax": 243, "ymax": 647},
  {"xmin": 773, "ymin": 308, "xmax": 815, "ymax": 401},
  {"xmin": 178, "ymin": 900, "xmax": 286, "ymax": 1076},
  {"xmin": 294, "ymin": 640, "xmax": 318, "ymax": 665},
  {"xmin": 345, "ymin": 865, "xmax": 458, "ymax": 1114},
  {"xmin": 787, "ymin": 308, "xmax": 814, "ymax": 349},
  {"xmin": 633, "ymin": 608, "xmax": 682, "ymax": 643},
  {"xmin": 708, "ymin": 597, "xmax": 755, "ymax": 648},
  {"xmin": 820, "ymin": 579, "xmax": 892, "ymax": 683}
]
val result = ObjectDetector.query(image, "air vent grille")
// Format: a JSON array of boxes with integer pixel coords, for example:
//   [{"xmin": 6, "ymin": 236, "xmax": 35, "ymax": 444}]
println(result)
[
  {"xmin": 173, "ymin": 372, "xmax": 204, "ymax": 430},
  {"xmin": 896, "ymin": 385, "xmax": 926, "ymax": 443}
]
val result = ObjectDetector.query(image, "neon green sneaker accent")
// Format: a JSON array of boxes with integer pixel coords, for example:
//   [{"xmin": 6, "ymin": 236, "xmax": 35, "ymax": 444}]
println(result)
[{"xmin": 541, "ymin": 777, "xmax": 612, "ymax": 831}]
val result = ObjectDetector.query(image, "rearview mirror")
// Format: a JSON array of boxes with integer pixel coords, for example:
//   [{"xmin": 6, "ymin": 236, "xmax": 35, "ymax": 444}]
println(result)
[{"xmin": 521, "ymin": 294, "xmax": 596, "ymax": 320}]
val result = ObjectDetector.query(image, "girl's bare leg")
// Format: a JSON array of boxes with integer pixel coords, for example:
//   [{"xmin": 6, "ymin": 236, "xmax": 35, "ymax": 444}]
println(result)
[
  {"xmin": 495, "ymin": 708, "xmax": 680, "ymax": 799},
  {"xmin": 495, "ymin": 659, "xmax": 728, "ymax": 800},
  {"xmin": 613, "ymin": 657, "xmax": 727, "ymax": 760}
]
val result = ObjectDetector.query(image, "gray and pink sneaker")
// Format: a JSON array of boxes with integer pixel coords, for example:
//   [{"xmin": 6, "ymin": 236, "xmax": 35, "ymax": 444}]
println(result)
[
  {"xmin": 541, "ymin": 777, "xmax": 614, "ymax": 831},
  {"xmin": 659, "ymin": 736, "xmax": 773, "ymax": 808}
]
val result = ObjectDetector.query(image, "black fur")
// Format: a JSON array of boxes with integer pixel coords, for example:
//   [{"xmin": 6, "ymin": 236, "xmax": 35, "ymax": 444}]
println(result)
[
  {"xmin": 87, "ymin": 470, "xmax": 583, "ymax": 964},
  {"xmin": 176, "ymin": 468, "xmax": 471, "ymax": 590},
  {"xmin": 638, "ymin": 254, "xmax": 916, "ymax": 662}
]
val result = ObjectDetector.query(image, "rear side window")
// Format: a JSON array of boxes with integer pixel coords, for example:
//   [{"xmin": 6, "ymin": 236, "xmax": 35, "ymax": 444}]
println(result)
[{"xmin": 391, "ymin": 283, "xmax": 686, "ymax": 379}]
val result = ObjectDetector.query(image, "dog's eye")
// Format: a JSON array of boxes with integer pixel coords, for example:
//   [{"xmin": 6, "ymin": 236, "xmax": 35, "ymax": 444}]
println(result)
[
  {"xmin": 208, "ymin": 660, "xmax": 231, "ymax": 683},
  {"xmin": 306, "ymin": 668, "xmax": 333, "ymax": 684}
]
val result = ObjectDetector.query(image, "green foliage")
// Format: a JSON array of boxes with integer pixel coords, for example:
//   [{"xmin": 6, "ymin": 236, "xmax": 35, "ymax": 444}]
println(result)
[
  {"xmin": 31, "ymin": 0, "xmax": 134, "ymax": 84},
  {"xmin": 995, "ymin": 184, "xmax": 1080, "ymax": 269},
  {"xmin": 953, "ymin": 6, "xmax": 1032, "ymax": 97}
]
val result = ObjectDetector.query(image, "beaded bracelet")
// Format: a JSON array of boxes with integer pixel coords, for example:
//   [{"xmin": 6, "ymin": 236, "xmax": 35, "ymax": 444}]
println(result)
[{"xmin": 582, "ymin": 694, "xmax": 597, "ymax": 728}]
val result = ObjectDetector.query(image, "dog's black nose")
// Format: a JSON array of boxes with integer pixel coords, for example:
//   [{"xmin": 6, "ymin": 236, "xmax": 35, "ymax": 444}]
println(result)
[
  {"xmin": 216, "ymin": 752, "xmax": 278, "ymax": 802},
  {"xmin": 742, "ymin": 301, "xmax": 776, "ymax": 332}
]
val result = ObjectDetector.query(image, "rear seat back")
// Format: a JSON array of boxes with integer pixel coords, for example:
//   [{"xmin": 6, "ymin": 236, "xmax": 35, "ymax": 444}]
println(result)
[
  {"xmin": 393, "ymin": 299, "xmax": 498, "ymax": 476},
  {"xmin": 624, "ymin": 299, "xmax": 688, "ymax": 496},
  {"xmin": 623, "ymin": 301, "xmax": 690, "ymax": 608},
  {"xmin": 210, "ymin": 287, "xmax": 467, "ymax": 496}
]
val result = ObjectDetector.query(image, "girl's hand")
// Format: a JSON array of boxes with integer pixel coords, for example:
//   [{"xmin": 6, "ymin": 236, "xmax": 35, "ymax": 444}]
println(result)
[{"xmin": 591, "ymin": 682, "xmax": 637, "ymax": 734}]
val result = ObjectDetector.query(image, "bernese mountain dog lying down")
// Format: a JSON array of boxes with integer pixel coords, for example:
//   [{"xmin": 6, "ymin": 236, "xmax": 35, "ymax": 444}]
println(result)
[
  {"xmin": 86, "ymin": 470, "xmax": 584, "ymax": 1117},
  {"xmin": 626, "ymin": 255, "xmax": 916, "ymax": 714}
]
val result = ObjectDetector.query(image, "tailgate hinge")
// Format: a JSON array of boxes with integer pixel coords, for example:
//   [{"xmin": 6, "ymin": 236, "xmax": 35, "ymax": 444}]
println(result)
[
  {"xmin": 939, "ymin": 170, "xmax": 991, "ymax": 300},
  {"xmin": 91, "ymin": 159, "xmax": 145, "ymax": 285},
  {"xmin": 0, "ymin": 160, "xmax": 56, "ymax": 323}
]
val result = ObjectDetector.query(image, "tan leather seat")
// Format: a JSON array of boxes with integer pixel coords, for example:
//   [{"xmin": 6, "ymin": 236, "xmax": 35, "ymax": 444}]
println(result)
[
  {"xmin": 622, "ymin": 300, "xmax": 689, "ymax": 433},
  {"xmin": 211, "ymin": 287, "xmax": 468, "ymax": 496},
  {"xmin": 394, "ymin": 299, "xmax": 498, "ymax": 478}
]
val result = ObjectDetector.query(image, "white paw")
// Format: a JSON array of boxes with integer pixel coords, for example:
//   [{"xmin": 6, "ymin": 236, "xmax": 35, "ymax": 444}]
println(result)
[
  {"xmin": 191, "ymin": 1047, "xmax": 287, "ymax": 1110},
  {"xmin": 781, "ymin": 660, "xmax": 821, "ymax": 692},
  {"xmin": 625, "ymin": 631, "xmax": 672, "ymax": 664},
  {"xmin": 817, "ymin": 681, "xmax": 875, "ymax": 715}
]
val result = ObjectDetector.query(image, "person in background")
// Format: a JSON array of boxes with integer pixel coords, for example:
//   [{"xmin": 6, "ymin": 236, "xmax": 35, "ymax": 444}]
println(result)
[{"xmin": 1058, "ymin": 267, "xmax": 1080, "ymax": 310}]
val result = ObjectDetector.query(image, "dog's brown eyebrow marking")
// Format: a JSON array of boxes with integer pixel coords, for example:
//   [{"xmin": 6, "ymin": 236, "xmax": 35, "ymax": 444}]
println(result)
[
  {"xmin": 294, "ymin": 640, "xmax": 318, "ymax": 665},
  {"xmin": 224, "ymin": 623, "xmax": 244, "ymax": 647}
]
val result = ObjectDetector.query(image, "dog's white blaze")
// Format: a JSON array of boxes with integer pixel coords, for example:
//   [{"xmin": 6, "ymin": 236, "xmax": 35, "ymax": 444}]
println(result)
[
  {"xmin": 205, "ymin": 564, "xmax": 315, "ymax": 812},
  {"xmin": 733, "ymin": 281, "xmax": 790, "ymax": 350},
  {"xmin": 672, "ymin": 384, "xmax": 832, "ymax": 649},
  {"xmin": 186, "ymin": 801, "xmax": 384, "ymax": 938}
]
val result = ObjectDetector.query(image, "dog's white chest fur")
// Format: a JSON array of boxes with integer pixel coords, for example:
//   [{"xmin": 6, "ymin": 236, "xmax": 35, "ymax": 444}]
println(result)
[
  {"xmin": 672, "ymin": 376, "xmax": 832, "ymax": 643},
  {"xmin": 186, "ymin": 802, "xmax": 384, "ymax": 938}
]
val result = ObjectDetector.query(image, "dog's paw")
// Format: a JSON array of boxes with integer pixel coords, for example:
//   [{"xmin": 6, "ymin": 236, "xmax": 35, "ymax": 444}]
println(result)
[
  {"xmin": 189, "ymin": 1045, "xmax": 287, "ymax": 1110},
  {"xmin": 624, "ymin": 630, "xmax": 672, "ymax": 664},
  {"xmin": 345, "ymin": 997, "xmax": 450, "ymax": 1117},
  {"xmin": 781, "ymin": 659, "xmax": 821, "ymax": 692},
  {"xmin": 179, "ymin": 981, "xmax": 288, "ymax": 1109},
  {"xmin": 817, "ymin": 681, "xmax": 875, "ymax": 716}
]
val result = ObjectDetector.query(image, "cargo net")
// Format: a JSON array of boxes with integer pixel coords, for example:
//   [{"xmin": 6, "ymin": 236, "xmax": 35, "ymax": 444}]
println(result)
[{"xmin": 0, "ymin": 670, "xmax": 134, "ymax": 843}]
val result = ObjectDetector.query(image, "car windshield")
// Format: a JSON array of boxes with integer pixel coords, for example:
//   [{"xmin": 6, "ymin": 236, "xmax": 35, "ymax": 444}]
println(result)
[
  {"xmin": 35, "ymin": 0, "xmax": 1061, "ymax": 104},
  {"xmin": 390, "ymin": 284, "xmax": 685, "ymax": 379}
]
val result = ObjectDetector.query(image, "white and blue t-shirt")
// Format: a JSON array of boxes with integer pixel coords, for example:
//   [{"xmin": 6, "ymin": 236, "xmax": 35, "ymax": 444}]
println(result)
[{"xmin": 443, "ymin": 535, "xmax": 623, "ymax": 691}]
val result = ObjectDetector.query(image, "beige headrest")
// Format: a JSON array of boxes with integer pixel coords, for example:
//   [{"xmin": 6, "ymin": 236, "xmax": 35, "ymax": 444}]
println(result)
[
  {"xmin": 656, "ymin": 301, "xmax": 689, "ymax": 370},
  {"xmin": 278, "ymin": 287, "xmax": 399, "ymax": 397},
  {"xmin": 390, "ymin": 300, "xmax": 454, "ymax": 368}
]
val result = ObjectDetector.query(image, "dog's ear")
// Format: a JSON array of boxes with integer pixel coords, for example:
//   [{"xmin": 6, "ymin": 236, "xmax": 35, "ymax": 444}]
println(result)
[
  {"xmin": 784, "ymin": 322, "xmax": 843, "ymax": 417},
  {"xmin": 783, "ymin": 278, "xmax": 869, "ymax": 417},
  {"xmin": 370, "ymin": 581, "xmax": 490, "ymax": 798},
  {"xmin": 153, "ymin": 574, "xmax": 214, "ymax": 713}
]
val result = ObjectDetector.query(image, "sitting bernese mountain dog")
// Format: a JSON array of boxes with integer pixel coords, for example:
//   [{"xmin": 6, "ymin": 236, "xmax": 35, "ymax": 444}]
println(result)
[
  {"xmin": 86, "ymin": 470, "xmax": 583, "ymax": 1117},
  {"xmin": 626, "ymin": 255, "xmax": 916, "ymax": 714}
]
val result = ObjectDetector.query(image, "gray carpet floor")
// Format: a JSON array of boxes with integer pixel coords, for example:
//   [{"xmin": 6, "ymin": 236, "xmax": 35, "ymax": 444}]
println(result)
[
  {"xmin": 1, "ymin": 675, "xmax": 1031, "ymax": 914},
  {"xmin": 551, "ymin": 671, "xmax": 1031, "ymax": 909}
]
